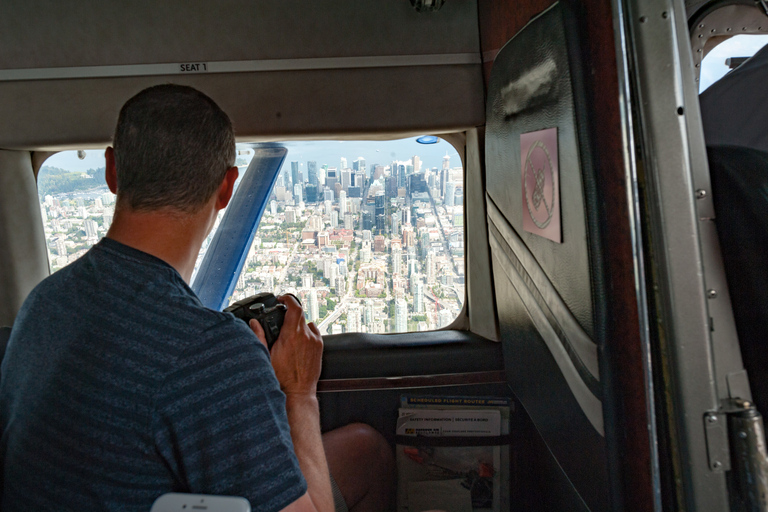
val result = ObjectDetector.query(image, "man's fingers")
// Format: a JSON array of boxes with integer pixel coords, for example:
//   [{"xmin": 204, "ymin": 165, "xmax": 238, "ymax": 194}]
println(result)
[
  {"xmin": 308, "ymin": 322, "xmax": 321, "ymax": 337},
  {"xmin": 277, "ymin": 294, "xmax": 305, "ymax": 326},
  {"xmin": 249, "ymin": 319, "xmax": 269, "ymax": 351}
]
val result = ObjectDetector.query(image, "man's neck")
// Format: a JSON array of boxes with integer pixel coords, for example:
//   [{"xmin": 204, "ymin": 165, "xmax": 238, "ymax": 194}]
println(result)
[{"xmin": 105, "ymin": 204, "xmax": 215, "ymax": 283}]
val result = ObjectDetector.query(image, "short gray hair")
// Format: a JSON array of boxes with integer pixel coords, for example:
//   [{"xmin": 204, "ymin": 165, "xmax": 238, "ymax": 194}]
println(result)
[{"xmin": 113, "ymin": 84, "xmax": 236, "ymax": 213}]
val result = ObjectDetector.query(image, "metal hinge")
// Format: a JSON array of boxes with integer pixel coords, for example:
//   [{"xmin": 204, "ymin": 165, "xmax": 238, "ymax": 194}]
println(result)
[{"xmin": 704, "ymin": 399, "xmax": 768, "ymax": 511}]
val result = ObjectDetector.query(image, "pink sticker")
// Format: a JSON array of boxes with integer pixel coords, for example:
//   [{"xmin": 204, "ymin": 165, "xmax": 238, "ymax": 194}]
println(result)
[{"xmin": 521, "ymin": 127, "xmax": 561, "ymax": 243}]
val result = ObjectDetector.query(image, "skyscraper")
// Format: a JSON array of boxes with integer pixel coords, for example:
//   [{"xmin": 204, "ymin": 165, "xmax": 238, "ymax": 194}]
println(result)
[
  {"xmin": 347, "ymin": 303, "xmax": 361, "ymax": 333},
  {"xmin": 353, "ymin": 157, "xmax": 366, "ymax": 173},
  {"xmin": 307, "ymin": 161, "xmax": 318, "ymax": 187},
  {"xmin": 392, "ymin": 246, "xmax": 402, "ymax": 275},
  {"xmin": 364, "ymin": 299, "xmax": 374, "ymax": 326},
  {"xmin": 395, "ymin": 298, "xmax": 408, "ymax": 332},
  {"xmin": 308, "ymin": 289, "xmax": 319, "ymax": 322},
  {"xmin": 445, "ymin": 182, "xmax": 456, "ymax": 207},
  {"xmin": 413, "ymin": 155, "xmax": 421, "ymax": 173},
  {"xmin": 413, "ymin": 280, "xmax": 424, "ymax": 314},
  {"xmin": 291, "ymin": 161, "xmax": 301, "ymax": 187},
  {"xmin": 339, "ymin": 191, "xmax": 347, "ymax": 215},
  {"xmin": 391, "ymin": 212, "xmax": 400, "ymax": 235},
  {"xmin": 294, "ymin": 183, "xmax": 303, "ymax": 203},
  {"xmin": 326, "ymin": 167, "xmax": 338, "ymax": 190}
]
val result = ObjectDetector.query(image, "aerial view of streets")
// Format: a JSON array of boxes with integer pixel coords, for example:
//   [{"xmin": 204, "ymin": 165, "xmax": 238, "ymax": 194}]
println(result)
[{"xmin": 214, "ymin": 149, "xmax": 465, "ymax": 335}]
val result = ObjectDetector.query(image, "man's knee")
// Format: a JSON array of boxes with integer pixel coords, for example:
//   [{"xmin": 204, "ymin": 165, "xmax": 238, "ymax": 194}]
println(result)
[
  {"xmin": 335, "ymin": 423, "xmax": 393, "ymax": 465},
  {"xmin": 324, "ymin": 423, "xmax": 395, "ymax": 511}
]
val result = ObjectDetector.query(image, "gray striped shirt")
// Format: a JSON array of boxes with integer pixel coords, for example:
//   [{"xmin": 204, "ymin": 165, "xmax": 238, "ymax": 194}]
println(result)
[{"xmin": 0, "ymin": 238, "xmax": 306, "ymax": 511}]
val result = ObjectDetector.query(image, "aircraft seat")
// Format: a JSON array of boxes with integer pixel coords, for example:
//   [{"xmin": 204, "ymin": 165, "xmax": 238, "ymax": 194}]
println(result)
[{"xmin": 707, "ymin": 144, "xmax": 768, "ymax": 416}]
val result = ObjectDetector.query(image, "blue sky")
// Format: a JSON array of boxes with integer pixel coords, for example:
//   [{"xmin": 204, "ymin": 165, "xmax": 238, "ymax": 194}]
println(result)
[{"xmin": 43, "ymin": 137, "xmax": 461, "ymax": 175}]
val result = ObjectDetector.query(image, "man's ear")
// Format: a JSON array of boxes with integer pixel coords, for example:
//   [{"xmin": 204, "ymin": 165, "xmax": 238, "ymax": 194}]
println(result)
[
  {"xmin": 215, "ymin": 167, "xmax": 239, "ymax": 210},
  {"xmin": 105, "ymin": 147, "xmax": 118, "ymax": 194}
]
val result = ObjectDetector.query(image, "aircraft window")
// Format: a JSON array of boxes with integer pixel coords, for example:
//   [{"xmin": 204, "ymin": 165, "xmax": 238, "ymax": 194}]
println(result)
[
  {"xmin": 204, "ymin": 138, "xmax": 466, "ymax": 335},
  {"xmin": 38, "ymin": 150, "xmax": 112, "ymax": 272},
  {"xmin": 37, "ymin": 148, "xmax": 254, "ymax": 273},
  {"xmin": 699, "ymin": 34, "xmax": 768, "ymax": 92},
  {"xmin": 38, "ymin": 138, "xmax": 466, "ymax": 336}
]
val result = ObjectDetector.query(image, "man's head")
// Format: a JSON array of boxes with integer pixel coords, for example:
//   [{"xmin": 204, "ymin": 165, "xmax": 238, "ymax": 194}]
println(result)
[{"xmin": 111, "ymin": 84, "xmax": 236, "ymax": 213}]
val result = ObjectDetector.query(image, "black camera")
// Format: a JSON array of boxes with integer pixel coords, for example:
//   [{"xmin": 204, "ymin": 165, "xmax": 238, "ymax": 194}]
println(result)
[{"xmin": 224, "ymin": 292, "xmax": 287, "ymax": 349}]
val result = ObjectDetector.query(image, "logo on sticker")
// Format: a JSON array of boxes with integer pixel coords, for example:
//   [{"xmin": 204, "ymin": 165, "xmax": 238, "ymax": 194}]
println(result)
[
  {"xmin": 521, "ymin": 128, "xmax": 561, "ymax": 243},
  {"xmin": 524, "ymin": 140, "xmax": 556, "ymax": 229}
]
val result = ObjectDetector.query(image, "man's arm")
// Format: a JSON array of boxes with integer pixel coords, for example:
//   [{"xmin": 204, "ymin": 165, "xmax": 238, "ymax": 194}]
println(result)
[{"xmin": 250, "ymin": 296, "xmax": 333, "ymax": 512}]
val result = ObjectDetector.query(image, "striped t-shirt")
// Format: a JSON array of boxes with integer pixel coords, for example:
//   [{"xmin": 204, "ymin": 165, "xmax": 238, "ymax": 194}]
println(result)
[{"xmin": 0, "ymin": 238, "xmax": 306, "ymax": 511}]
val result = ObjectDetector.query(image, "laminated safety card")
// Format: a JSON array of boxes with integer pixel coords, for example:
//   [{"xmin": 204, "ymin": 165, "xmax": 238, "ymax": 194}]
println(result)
[
  {"xmin": 395, "ymin": 396, "xmax": 511, "ymax": 512},
  {"xmin": 397, "ymin": 409, "xmax": 501, "ymax": 437}
]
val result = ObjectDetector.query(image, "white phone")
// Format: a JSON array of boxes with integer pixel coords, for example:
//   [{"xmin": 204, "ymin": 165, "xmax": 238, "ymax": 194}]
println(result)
[{"xmin": 150, "ymin": 493, "xmax": 251, "ymax": 512}]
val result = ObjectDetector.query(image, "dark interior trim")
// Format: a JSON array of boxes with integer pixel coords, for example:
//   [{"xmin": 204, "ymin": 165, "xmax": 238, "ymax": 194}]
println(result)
[
  {"xmin": 320, "ymin": 330, "xmax": 504, "ymax": 381},
  {"xmin": 318, "ymin": 370, "xmax": 507, "ymax": 392}
]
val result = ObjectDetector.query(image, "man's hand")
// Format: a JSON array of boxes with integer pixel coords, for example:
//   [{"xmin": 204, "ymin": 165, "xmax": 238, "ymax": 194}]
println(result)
[{"xmin": 248, "ymin": 295, "xmax": 323, "ymax": 397}]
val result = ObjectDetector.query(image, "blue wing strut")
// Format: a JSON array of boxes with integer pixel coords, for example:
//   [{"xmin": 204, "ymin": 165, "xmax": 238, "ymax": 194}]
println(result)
[{"xmin": 191, "ymin": 145, "xmax": 287, "ymax": 310}]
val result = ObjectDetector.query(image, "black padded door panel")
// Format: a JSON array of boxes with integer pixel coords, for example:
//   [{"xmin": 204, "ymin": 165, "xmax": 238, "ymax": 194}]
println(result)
[
  {"xmin": 485, "ymin": 3, "xmax": 593, "ymax": 339},
  {"xmin": 485, "ymin": 3, "xmax": 609, "ymax": 511}
]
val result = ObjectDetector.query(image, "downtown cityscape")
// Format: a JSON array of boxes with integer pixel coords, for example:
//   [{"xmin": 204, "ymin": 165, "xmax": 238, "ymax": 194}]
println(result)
[{"xmin": 38, "ymin": 139, "xmax": 466, "ymax": 335}]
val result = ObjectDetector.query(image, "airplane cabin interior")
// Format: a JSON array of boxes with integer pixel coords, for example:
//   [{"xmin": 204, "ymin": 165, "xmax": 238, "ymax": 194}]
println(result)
[{"xmin": 1, "ymin": 0, "xmax": 767, "ymax": 511}]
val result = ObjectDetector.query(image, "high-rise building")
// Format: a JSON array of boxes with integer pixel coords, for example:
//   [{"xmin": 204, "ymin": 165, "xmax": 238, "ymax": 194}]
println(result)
[
  {"xmin": 442, "ymin": 154, "xmax": 450, "ymax": 170},
  {"xmin": 291, "ymin": 161, "xmax": 301, "ymax": 186},
  {"xmin": 445, "ymin": 182, "xmax": 456, "ymax": 207},
  {"xmin": 308, "ymin": 289, "xmax": 319, "ymax": 322},
  {"xmin": 391, "ymin": 212, "xmax": 400, "ymax": 235},
  {"xmin": 347, "ymin": 303, "xmax": 361, "ymax": 333},
  {"xmin": 302, "ymin": 274, "xmax": 313, "ymax": 289},
  {"xmin": 335, "ymin": 276, "xmax": 345, "ymax": 295},
  {"xmin": 453, "ymin": 186, "xmax": 463, "ymax": 208},
  {"xmin": 375, "ymin": 214, "xmax": 386, "ymax": 233},
  {"xmin": 395, "ymin": 298, "xmax": 408, "ymax": 332},
  {"xmin": 331, "ymin": 210, "xmax": 339, "ymax": 228},
  {"xmin": 340, "ymin": 157, "xmax": 347, "ymax": 170},
  {"xmin": 294, "ymin": 183, "xmax": 303, "ymax": 203},
  {"xmin": 326, "ymin": 167, "xmax": 338, "ymax": 190},
  {"xmin": 392, "ymin": 246, "xmax": 402, "ymax": 275},
  {"xmin": 362, "ymin": 211, "xmax": 373, "ymax": 231},
  {"xmin": 307, "ymin": 161, "xmax": 318, "ymax": 187},
  {"xmin": 426, "ymin": 252, "xmax": 436, "ymax": 285},
  {"xmin": 339, "ymin": 191, "xmax": 347, "ymax": 215},
  {"xmin": 270, "ymin": 200, "xmax": 277, "ymax": 215},
  {"xmin": 413, "ymin": 155, "xmax": 421, "ymax": 173},
  {"xmin": 305, "ymin": 184, "xmax": 318, "ymax": 203},
  {"xmin": 85, "ymin": 219, "xmax": 98, "ymax": 239},
  {"xmin": 353, "ymin": 157, "xmax": 366, "ymax": 173},
  {"xmin": 341, "ymin": 169, "xmax": 352, "ymax": 191},
  {"xmin": 344, "ymin": 213, "xmax": 354, "ymax": 230},
  {"xmin": 408, "ymin": 259, "xmax": 418, "ymax": 278},
  {"xmin": 324, "ymin": 189, "xmax": 335, "ymax": 202},
  {"xmin": 413, "ymin": 280, "xmax": 424, "ymax": 314},
  {"xmin": 364, "ymin": 299, "xmax": 374, "ymax": 326},
  {"xmin": 56, "ymin": 239, "xmax": 67, "ymax": 257}
]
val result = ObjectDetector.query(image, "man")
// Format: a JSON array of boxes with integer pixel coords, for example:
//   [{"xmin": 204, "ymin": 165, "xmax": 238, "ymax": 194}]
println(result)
[{"xmin": 0, "ymin": 85, "xmax": 393, "ymax": 511}]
